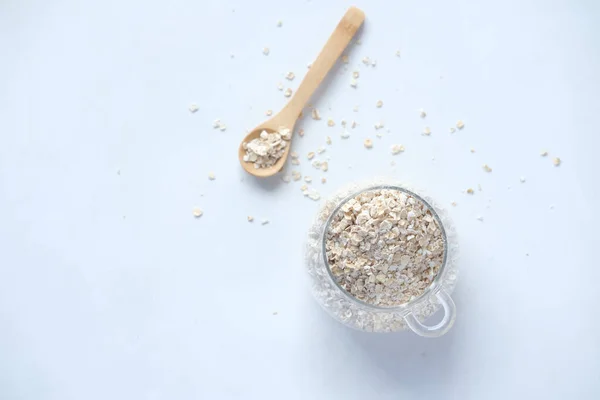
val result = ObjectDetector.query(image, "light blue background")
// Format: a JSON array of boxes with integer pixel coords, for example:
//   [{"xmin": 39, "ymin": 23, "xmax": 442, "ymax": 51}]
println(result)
[{"xmin": 1, "ymin": 0, "xmax": 599, "ymax": 399}]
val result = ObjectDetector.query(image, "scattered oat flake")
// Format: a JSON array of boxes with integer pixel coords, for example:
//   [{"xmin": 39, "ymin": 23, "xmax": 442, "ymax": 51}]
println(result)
[
  {"xmin": 316, "ymin": 146, "xmax": 326, "ymax": 154},
  {"xmin": 261, "ymin": 219, "xmax": 269, "ymax": 225},
  {"xmin": 466, "ymin": 188, "xmax": 474, "ymax": 194},
  {"xmin": 374, "ymin": 122, "xmax": 384, "ymax": 130},
  {"xmin": 540, "ymin": 151, "xmax": 548, "ymax": 157},
  {"xmin": 419, "ymin": 109, "xmax": 426, "ymax": 118},
  {"xmin": 307, "ymin": 63, "xmax": 312, "ymax": 69},
  {"xmin": 300, "ymin": 184, "xmax": 308, "ymax": 192},
  {"xmin": 351, "ymin": 121, "xmax": 357, "ymax": 129},
  {"xmin": 262, "ymin": 47, "xmax": 270, "ymax": 55},
  {"xmin": 277, "ymin": 20, "xmax": 282, "ymax": 27},
  {"xmin": 470, "ymin": 148, "xmax": 475, "ymax": 153},
  {"xmin": 350, "ymin": 79, "xmax": 358, "ymax": 88},
  {"xmin": 353, "ymin": 71, "xmax": 360, "ymax": 79},
  {"xmin": 341, "ymin": 55, "xmax": 349, "ymax": 63},
  {"xmin": 391, "ymin": 144, "xmax": 405, "ymax": 154},
  {"xmin": 247, "ymin": 216, "xmax": 254, "ymax": 222},
  {"xmin": 307, "ymin": 189, "xmax": 321, "ymax": 201},
  {"xmin": 290, "ymin": 151, "xmax": 299, "ymax": 159},
  {"xmin": 520, "ymin": 176, "xmax": 526, "ymax": 183},
  {"xmin": 311, "ymin": 160, "xmax": 322, "ymax": 169},
  {"xmin": 304, "ymin": 176, "xmax": 312, "ymax": 183},
  {"xmin": 321, "ymin": 161, "xmax": 329, "ymax": 172},
  {"xmin": 483, "ymin": 164, "xmax": 492, "ymax": 172},
  {"xmin": 285, "ymin": 72, "xmax": 295, "ymax": 80},
  {"xmin": 277, "ymin": 82, "xmax": 284, "ymax": 91},
  {"xmin": 298, "ymin": 128, "xmax": 305, "ymax": 137},
  {"xmin": 364, "ymin": 138, "xmax": 373, "ymax": 149},
  {"xmin": 450, "ymin": 127, "xmax": 456, "ymax": 133},
  {"xmin": 476, "ymin": 216, "xmax": 484, "ymax": 221},
  {"xmin": 456, "ymin": 120, "xmax": 465, "ymax": 129},
  {"xmin": 208, "ymin": 172, "xmax": 216, "ymax": 180},
  {"xmin": 327, "ymin": 119, "xmax": 335, "ymax": 127},
  {"xmin": 311, "ymin": 109, "xmax": 321, "ymax": 120},
  {"xmin": 376, "ymin": 100, "xmax": 383, "ymax": 108},
  {"xmin": 212, "ymin": 119, "xmax": 226, "ymax": 130},
  {"xmin": 340, "ymin": 130, "xmax": 350, "ymax": 139},
  {"xmin": 321, "ymin": 177, "xmax": 327, "ymax": 184},
  {"xmin": 281, "ymin": 175, "xmax": 291, "ymax": 183},
  {"xmin": 192, "ymin": 208, "xmax": 203, "ymax": 218},
  {"xmin": 189, "ymin": 104, "xmax": 199, "ymax": 113},
  {"xmin": 325, "ymin": 136, "xmax": 332, "ymax": 145},
  {"xmin": 307, "ymin": 152, "xmax": 315, "ymax": 160},
  {"xmin": 422, "ymin": 127, "xmax": 431, "ymax": 136},
  {"xmin": 272, "ymin": 311, "xmax": 278, "ymax": 315},
  {"xmin": 362, "ymin": 56, "xmax": 371, "ymax": 65},
  {"xmin": 353, "ymin": 105, "xmax": 359, "ymax": 112},
  {"xmin": 451, "ymin": 201, "xmax": 457, "ymax": 207},
  {"xmin": 291, "ymin": 159, "xmax": 300, "ymax": 165},
  {"xmin": 292, "ymin": 171, "xmax": 302, "ymax": 181},
  {"xmin": 265, "ymin": 109, "xmax": 272, "ymax": 116},
  {"xmin": 284, "ymin": 88, "xmax": 292, "ymax": 97},
  {"xmin": 553, "ymin": 157, "xmax": 561, "ymax": 166}
]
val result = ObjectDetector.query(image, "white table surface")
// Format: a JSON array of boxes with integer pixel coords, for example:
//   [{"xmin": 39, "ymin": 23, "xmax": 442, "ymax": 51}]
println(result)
[{"xmin": 1, "ymin": 0, "xmax": 599, "ymax": 399}]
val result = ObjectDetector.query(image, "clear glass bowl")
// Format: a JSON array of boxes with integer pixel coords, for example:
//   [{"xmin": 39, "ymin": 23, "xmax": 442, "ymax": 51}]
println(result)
[{"xmin": 304, "ymin": 179, "xmax": 459, "ymax": 337}]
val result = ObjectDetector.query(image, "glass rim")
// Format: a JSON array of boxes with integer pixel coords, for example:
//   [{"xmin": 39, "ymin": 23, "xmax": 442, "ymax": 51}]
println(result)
[{"xmin": 320, "ymin": 184, "xmax": 448, "ymax": 311}]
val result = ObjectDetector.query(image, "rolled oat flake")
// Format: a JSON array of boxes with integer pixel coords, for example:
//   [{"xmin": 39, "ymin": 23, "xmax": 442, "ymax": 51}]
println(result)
[
  {"xmin": 242, "ymin": 128, "xmax": 292, "ymax": 169},
  {"xmin": 325, "ymin": 188, "xmax": 445, "ymax": 307}
]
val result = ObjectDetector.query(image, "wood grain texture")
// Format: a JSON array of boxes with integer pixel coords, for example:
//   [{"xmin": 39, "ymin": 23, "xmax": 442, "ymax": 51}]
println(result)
[{"xmin": 239, "ymin": 7, "xmax": 365, "ymax": 178}]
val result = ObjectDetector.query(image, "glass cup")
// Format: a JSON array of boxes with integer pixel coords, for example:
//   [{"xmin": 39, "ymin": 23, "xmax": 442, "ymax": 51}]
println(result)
[{"xmin": 304, "ymin": 181, "xmax": 459, "ymax": 337}]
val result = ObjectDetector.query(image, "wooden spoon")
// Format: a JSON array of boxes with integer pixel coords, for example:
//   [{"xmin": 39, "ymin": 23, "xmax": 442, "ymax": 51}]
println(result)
[{"xmin": 239, "ymin": 6, "xmax": 365, "ymax": 177}]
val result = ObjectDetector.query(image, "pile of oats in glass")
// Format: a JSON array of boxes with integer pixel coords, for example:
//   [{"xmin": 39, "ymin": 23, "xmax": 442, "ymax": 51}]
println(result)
[
  {"xmin": 325, "ymin": 188, "xmax": 445, "ymax": 307},
  {"xmin": 242, "ymin": 127, "xmax": 291, "ymax": 169}
]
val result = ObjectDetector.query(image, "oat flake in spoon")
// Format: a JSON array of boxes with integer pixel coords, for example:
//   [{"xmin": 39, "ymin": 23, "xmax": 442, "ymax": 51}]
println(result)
[
  {"xmin": 242, "ymin": 128, "xmax": 292, "ymax": 169},
  {"xmin": 325, "ymin": 188, "xmax": 445, "ymax": 307}
]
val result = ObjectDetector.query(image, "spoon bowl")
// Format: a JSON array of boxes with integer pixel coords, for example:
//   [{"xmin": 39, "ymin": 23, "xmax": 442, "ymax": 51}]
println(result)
[
  {"xmin": 239, "ymin": 122, "xmax": 292, "ymax": 177},
  {"xmin": 238, "ymin": 7, "xmax": 365, "ymax": 178}
]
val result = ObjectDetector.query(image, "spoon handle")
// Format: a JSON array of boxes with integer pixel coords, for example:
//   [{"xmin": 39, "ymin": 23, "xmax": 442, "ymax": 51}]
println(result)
[{"xmin": 283, "ymin": 7, "xmax": 365, "ymax": 120}]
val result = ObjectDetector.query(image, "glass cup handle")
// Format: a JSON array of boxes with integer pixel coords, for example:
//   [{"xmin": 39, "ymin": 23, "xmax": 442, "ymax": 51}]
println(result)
[{"xmin": 404, "ymin": 289, "xmax": 456, "ymax": 338}]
